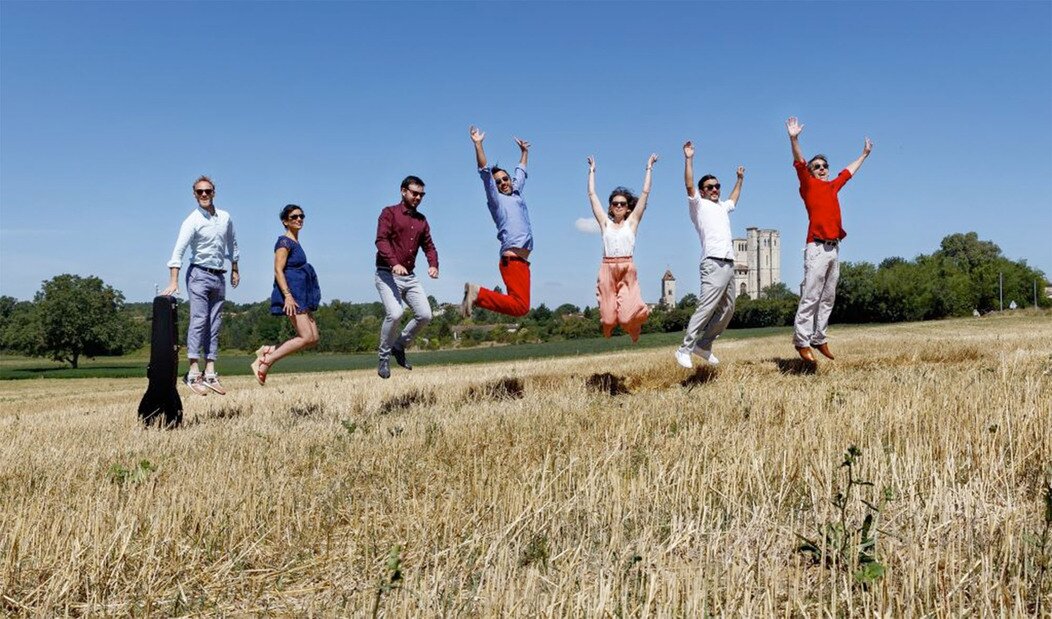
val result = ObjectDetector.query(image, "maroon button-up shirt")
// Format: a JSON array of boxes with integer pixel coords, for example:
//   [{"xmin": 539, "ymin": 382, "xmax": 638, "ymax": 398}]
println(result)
[{"xmin": 375, "ymin": 203, "xmax": 438, "ymax": 274}]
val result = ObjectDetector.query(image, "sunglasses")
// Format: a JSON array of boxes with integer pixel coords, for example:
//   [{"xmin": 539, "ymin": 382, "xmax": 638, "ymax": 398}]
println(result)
[
  {"xmin": 406, "ymin": 189, "xmax": 426, "ymax": 198},
  {"xmin": 194, "ymin": 188, "xmax": 214, "ymax": 196},
  {"xmin": 702, "ymin": 183, "xmax": 721, "ymax": 191},
  {"xmin": 610, "ymin": 201, "xmax": 629, "ymax": 207},
  {"xmin": 810, "ymin": 163, "xmax": 828, "ymax": 170},
  {"xmin": 287, "ymin": 214, "xmax": 305, "ymax": 221},
  {"xmin": 495, "ymin": 176, "xmax": 511, "ymax": 184}
]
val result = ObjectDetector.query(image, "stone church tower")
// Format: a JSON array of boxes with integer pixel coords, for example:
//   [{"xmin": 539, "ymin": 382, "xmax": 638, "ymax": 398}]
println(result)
[
  {"xmin": 732, "ymin": 228, "xmax": 781, "ymax": 298},
  {"xmin": 660, "ymin": 269, "xmax": 676, "ymax": 308}
]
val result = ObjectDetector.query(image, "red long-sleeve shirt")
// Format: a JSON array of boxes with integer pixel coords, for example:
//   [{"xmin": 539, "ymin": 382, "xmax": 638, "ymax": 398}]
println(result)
[
  {"xmin": 794, "ymin": 160, "xmax": 851, "ymax": 243},
  {"xmin": 374, "ymin": 203, "xmax": 438, "ymax": 274}
]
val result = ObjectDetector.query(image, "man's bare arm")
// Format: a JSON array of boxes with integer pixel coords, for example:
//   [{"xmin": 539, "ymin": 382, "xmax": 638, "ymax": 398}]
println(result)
[
  {"xmin": 470, "ymin": 126, "xmax": 487, "ymax": 169},
  {"xmin": 683, "ymin": 141, "xmax": 696, "ymax": 198},
  {"xmin": 728, "ymin": 166, "xmax": 745, "ymax": 204},
  {"xmin": 786, "ymin": 117, "xmax": 806, "ymax": 163},
  {"xmin": 845, "ymin": 137, "xmax": 873, "ymax": 176}
]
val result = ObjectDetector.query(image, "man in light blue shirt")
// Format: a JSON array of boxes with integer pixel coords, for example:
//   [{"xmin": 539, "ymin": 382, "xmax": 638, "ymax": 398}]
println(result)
[
  {"xmin": 461, "ymin": 125, "xmax": 534, "ymax": 317},
  {"xmin": 162, "ymin": 175, "xmax": 240, "ymax": 396}
]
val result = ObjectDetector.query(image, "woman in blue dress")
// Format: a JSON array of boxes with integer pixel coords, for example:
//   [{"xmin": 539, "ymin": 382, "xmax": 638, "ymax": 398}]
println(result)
[{"xmin": 251, "ymin": 204, "xmax": 321, "ymax": 384}]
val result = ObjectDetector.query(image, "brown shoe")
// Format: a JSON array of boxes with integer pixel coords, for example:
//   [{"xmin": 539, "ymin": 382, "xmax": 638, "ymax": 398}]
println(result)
[
  {"xmin": 814, "ymin": 343, "xmax": 835, "ymax": 360},
  {"xmin": 795, "ymin": 346, "xmax": 816, "ymax": 362},
  {"xmin": 460, "ymin": 283, "xmax": 479, "ymax": 318}
]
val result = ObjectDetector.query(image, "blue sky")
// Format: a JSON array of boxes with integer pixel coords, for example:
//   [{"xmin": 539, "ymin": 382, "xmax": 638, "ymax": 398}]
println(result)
[{"xmin": 2, "ymin": 1, "xmax": 1050, "ymax": 309}]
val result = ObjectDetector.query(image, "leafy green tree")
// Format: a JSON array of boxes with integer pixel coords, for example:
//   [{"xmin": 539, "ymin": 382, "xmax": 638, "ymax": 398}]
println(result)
[
  {"xmin": 18, "ymin": 274, "xmax": 142, "ymax": 367},
  {"xmin": 676, "ymin": 294, "xmax": 699, "ymax": 310},
  {"xmin": 760, "ymin": 282, "xmax": 798, "ymax": 301}
]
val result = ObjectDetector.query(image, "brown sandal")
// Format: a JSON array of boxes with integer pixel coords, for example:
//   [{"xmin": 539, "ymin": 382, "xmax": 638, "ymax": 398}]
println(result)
[{"xmin": 251, "ymin": 345, "xmax": 274, "ymax": 386}]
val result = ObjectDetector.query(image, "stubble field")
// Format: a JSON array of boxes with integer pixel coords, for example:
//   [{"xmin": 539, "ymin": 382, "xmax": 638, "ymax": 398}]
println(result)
[{"xmin": 1, "ymin": 312, "xmax": 1050, "ymax": 616}]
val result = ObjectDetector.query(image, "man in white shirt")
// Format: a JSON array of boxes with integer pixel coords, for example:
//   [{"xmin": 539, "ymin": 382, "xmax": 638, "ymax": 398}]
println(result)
[
  {"xmin": 675, "ymin": 141, "xmax": 744, "ymax": 368},
  {"xmin": 161, "ymin": 175, "xmax": 240, "ymax": 395}
]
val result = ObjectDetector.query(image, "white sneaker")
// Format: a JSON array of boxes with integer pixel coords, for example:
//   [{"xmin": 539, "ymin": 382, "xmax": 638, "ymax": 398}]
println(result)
[
  {"xmin": 693, "ymin": 346, "xmax": 720, "ymax": 365},
  {"xmin": 674, "ymin": 348, "xmax": 694, "ymax": 369}
]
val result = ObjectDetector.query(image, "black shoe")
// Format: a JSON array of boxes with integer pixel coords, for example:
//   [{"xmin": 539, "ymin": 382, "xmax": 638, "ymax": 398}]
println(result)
[
  {"xmin": 391, "ymin": 344, "xmax": 412, "ymax": 370},
  {"xmin": 377, "ymin": 357, "xmax": 391, "ymax": 379}
]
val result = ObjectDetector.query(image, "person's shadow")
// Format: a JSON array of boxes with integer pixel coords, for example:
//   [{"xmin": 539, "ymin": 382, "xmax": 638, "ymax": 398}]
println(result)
[
  {"xmin": 681, "ymin": 365, "xmax": 719, "ymax": 389},
  {"xmin": 771, "ymin": 357, "xmax": 818, "ymax": 375}
]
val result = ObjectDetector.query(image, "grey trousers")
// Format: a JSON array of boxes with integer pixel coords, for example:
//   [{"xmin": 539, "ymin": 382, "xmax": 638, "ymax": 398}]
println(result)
[
  {"xmin": 375, "ymin": 269, "xmax": 432, "ymax": 360},
  {"xmin": 186, "ymin": 265, "xmax": 225, "ymax": 361},
  {"xmin": 679, "ymin": 257, "xmax": 736, "ymax": 353},
  {"xmin": 793, "ymin": 241, "xmax": 840, "ymax": 347}
]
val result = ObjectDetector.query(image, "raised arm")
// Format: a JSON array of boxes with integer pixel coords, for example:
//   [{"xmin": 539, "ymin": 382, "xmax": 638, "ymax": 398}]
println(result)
[
  {"xmin": 586, "ymin": 156, "xmax": 607, "ymax": 226},
  {"xmin": 470, "ymin": 126, "xmax": 487, "ymax": 169},
  {"xmin": 728, "ymin": 166, "xmax": 745, "ymax": 204},
  {"xmin": 845, "ymin": 137, "xmax": 873, "ymax": 176},
  {"xmin": 629, "ymin": 153, "xmax": 658, "ymax": 226},
  {"xmin": 683, "ymin": 141, "xmax": 696, "ymax": 198},
  {"xmin": 786, "ymin": 117, "xmax": 806, "ymax": 163},
  {"xmin": 515, "ymin": 137, "xmax": 530, "ymax": 168}
]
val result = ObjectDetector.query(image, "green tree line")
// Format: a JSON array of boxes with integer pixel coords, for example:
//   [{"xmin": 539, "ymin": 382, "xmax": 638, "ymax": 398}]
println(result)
[{"xmin": 1, "ymin": 233, "xmax": 1046, "ymax": 367}]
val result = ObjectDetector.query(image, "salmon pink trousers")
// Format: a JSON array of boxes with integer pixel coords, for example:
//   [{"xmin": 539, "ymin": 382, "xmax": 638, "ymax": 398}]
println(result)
[{"xmin": 596, "ymin": 256, "xmax": 650, "ymax": 341}]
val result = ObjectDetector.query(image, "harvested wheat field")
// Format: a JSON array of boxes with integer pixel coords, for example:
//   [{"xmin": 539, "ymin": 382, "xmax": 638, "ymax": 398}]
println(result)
[{"xmin": 2, "ymin": 312, "xmax": 1050, "ymax": 616}]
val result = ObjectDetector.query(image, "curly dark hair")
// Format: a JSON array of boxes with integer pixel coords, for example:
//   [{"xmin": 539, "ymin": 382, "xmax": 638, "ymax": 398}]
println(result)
[
  {"xmin": 607, "ymin": 186, "xmax": 638, "ymax": 219},
  {"xmin": 279, "ymin": 204, "xmax": 304, "ymax": 223}
]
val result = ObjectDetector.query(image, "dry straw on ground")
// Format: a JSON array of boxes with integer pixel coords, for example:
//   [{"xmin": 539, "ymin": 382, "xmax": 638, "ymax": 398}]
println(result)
[{"xmin": 2, "ymin": 313, "xmax": 1051, "ymax": 616}]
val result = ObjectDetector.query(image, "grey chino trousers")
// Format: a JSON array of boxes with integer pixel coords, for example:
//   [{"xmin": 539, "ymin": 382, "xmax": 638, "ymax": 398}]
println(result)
[
  {"xmin": 375, "ymin": 269, "xmax": 432, "ymax": 361},
  {"xmin": 679, "ymin": 257, "xmax": 736, "ymax": 353},
  {"xmin": 793, "ymin": 241, "xmax": 840, "ymax": 348}
]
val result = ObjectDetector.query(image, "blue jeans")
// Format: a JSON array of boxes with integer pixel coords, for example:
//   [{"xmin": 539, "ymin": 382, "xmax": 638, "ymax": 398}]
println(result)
[
  {"xmin": 375, "ymin": 270, "xmax": 432, "ymax": 360},
  {"xmin": 186, "ymin": 265, "xmax": 225, "ymax": 361}
]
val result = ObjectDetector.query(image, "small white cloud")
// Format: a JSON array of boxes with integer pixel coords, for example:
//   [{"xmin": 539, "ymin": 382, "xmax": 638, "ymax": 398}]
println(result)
[{"xmin": 574, "ymin": 218, "xmax": 601, "ymax": 234}]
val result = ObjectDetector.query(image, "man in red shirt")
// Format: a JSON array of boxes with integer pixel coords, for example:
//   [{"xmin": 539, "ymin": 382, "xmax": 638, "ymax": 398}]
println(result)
[
  {"xmin": 374, "ymin": 175, "xmax": 439, "ymax": 379},
  {"xmin": 786, "ymin": 117, "xmax": 872, "ymax": 362}
]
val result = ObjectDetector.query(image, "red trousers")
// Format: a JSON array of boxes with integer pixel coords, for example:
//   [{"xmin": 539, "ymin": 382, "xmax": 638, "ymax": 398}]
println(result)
[
  {"xmin": 596, "ymin": 257, "xmax": 650, "ymax": 341},
  {"xmin": 476, "ymin": 256, "xmax": 531, "ymax": 317}
]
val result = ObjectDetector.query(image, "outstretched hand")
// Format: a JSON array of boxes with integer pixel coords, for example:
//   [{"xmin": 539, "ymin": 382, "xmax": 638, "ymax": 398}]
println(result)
[
  {"xmin": 683, "ymin": 140, "xmax": 694, "ymax": 158},
  {"xmin": 587, "ymin": 155, "xmax": 596, "ymax": 172},
  {"xmin": 469, "ymin": 126, "xmax": 485, "ymax": 143},
  {"xmin": 737, "ymin": 166, "xmax": 745, "ymax": 179},
  {"xmin": 515, "ymin": 137, "xmax": 530, "ymax": 153},
  {"xmin": 863, "ymin": 137, "xmax": 873, "ymax": 155},
  {"xmin": 647, "ymin": 153, "xmax": 659, "ymax": 169},
  {"xmin": 786, "ymin": 117, "xmax": 804, "ymax": 138}
]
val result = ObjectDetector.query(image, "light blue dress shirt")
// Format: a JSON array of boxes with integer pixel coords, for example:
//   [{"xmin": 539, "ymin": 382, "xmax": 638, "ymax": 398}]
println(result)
[
  {"xmin": 479, "ymin": 165, "xmax": 533, "ymax": 254},
  {"xmin": 167, "ymin": 206, "xmax": 240, "ymax": 269}
]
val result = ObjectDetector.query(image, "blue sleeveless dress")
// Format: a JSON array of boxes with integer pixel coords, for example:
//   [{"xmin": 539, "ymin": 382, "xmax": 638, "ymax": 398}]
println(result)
[{"xmin": 270, "ymin": 236, "xmax": 321, "ymax": 315}]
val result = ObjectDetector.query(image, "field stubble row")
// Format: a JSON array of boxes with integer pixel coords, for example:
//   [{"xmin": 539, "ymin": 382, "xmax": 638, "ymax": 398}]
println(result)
[{"xmin": 1, "ymin": 314, "xmax": 1050, "ymax": 615}]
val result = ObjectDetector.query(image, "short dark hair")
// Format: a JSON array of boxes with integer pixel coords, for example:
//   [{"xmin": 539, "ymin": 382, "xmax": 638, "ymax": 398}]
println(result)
[
  {"xmin": 490, "ymin": 166, "xmax": 508, "ymax": 178},
  {"xmin": 400, "ymin": 175, "xmax": 425, "ymax": 190},
  {"xmin": 808, "ymin": 154, "xmax": 829, "ymax": 168},
  {"xmin": 698, "ymin": 174, "xmax": 718, "ymax": 190},
  {"xmin": 280, "ymin": 204, "xmax": 303, "ymax": 221},
  {"xmin": 607, "ymin": 186, "xmax": 638, "ymax": 218}
]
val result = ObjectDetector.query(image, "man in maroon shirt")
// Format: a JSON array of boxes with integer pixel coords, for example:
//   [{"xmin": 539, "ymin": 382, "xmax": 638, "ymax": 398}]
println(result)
[
  {"xmin": 374, "ymin": 175, "xmax": 439, "ymax": 379},
  {"xmin": 786, "ymin": 117, "xmax": 872, "ymax": 362}
]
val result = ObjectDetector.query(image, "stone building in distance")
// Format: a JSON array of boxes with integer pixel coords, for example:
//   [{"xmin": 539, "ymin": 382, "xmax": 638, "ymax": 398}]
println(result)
[
  {"xmin": 660, "ymin": 228, "xmax": 781, "ymax": 306},
  {"xmin": 733, "ymin": 228, "xmax": 781, "ymax": 298}
]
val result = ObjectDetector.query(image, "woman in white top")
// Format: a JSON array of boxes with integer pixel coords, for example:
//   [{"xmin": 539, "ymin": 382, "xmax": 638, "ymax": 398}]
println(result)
[{"xmin": 587, "ymin": 153, "xmax": 658, "ymax": 342}]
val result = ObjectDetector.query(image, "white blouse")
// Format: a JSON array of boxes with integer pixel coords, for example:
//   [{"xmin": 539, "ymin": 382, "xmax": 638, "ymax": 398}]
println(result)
[{"xmin": 602, "ymin": 220, "xmax": 636, "ymax": 258}]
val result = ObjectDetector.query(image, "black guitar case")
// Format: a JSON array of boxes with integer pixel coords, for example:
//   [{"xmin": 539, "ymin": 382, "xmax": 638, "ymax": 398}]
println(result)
[{"xmin": 138, "ymin": 295, "xmax": 183, "ymax": 428}]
